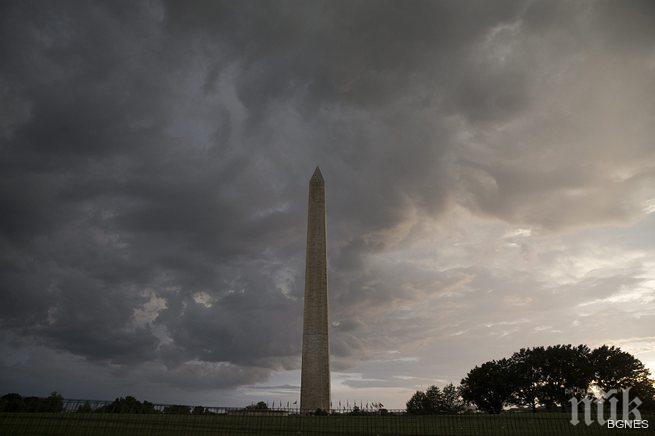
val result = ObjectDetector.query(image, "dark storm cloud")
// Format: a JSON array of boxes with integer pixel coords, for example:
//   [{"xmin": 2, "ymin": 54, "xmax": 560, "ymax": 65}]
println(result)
[{"xmin": 1, "ymin": 0, "xmax": 655, "ymax": 401}]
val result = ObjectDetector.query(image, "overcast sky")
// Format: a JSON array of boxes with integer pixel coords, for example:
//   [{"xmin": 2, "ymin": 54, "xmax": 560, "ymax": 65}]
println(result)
[{"xmin": 1, "ymin": 0, "xmax": 655, "ymax": 409}]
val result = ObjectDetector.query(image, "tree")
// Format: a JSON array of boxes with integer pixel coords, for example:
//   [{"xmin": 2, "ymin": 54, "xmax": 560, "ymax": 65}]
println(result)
[
  {"xmin": 77, "ymin": 402, "xmax": 93, "ymax": 413},
  {"xmin": 192, "ymin": 406, "xmax": 207, "ymax": 415},
  {"xmin": 460, "ymin": 359, "xmax": 515, "ymax": 414},
  {"xmin": 163, "ymin": 404, "xmax": 191, "ymax": 414},
  {"xmin": 590, "ymin": 345, "xmax": 655, "ymax": 410},
  {"xmin": 442, "ymin": 383, "xmax": 464, "ymax": 413},
  {"xmin": 96, "ymin": 396, "xmax": 157, "ymax": 414},
  {"xmin": 425, "ymin": 385, "xmax": 444, "ymax": 413},
  {"xmin": 43, "ymin": 392, "xmax": 63, "ymax": 413},
  {"xmin": 0, "ymin": 394, "xmax": 25, "ymax": 412},
  {"xmin": 406, "ymin": 390, "xmax": 429, "ymax": 415},
  {"xmin": 348, "ymin": 405, "xmax": 362, "ymax": 415},
  {"xmin": 406, "ymin": 384, "xmax": 464, "ymax": 414},
  {"xmin": 508, "ymin": 347, "xmax": 544, "ymax": 412},
  {"xmin": 430, "ymin": 343, "xmax": 653, "ymax": 414},
  {"xmin": 245, "ymin": 401, "xmax": 268, "ymax": 410},
  {"xmin": 507, "ymin": 345, "xmax": 593, "ymax": 412},
  {"xmin": 0, "ymin": 392, "xmax": 63, "ymax": 413},
  {"xmin": 537, "ymin": 345, "xmax": 593, "ymax": 411}
]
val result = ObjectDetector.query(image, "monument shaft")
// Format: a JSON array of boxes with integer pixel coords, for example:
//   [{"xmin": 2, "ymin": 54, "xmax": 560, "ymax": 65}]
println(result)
[{"xmin": 300, "ymin": 167, "xmax": 330, "ymax": 412}]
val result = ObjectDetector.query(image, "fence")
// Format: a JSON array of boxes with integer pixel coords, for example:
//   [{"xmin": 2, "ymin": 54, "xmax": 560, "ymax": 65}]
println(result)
[
  {"xmin": 60, "ymin": 399, "xmax": 396, "ymax": 415},
  {"xmin": 0, "ymin": 399, "xmax": 652, "ymax": 435}
]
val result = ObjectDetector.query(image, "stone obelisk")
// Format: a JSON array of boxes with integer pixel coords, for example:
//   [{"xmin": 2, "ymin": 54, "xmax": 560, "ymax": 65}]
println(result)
[{"xmin": 300, "ymin": 166, "xmax": 330, "ymax": 413}]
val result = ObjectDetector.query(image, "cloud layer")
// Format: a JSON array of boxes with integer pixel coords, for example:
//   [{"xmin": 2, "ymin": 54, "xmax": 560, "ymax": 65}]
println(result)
[{"xmin": 1, "ymin": 0, "xmax": 654, "ymax": 407}]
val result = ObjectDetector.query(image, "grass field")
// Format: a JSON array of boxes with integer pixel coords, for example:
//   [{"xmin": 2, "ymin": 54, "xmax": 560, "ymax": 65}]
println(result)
[{"xmin": 1, "ymin": 412, "xmax": 653, "ymax": 435}]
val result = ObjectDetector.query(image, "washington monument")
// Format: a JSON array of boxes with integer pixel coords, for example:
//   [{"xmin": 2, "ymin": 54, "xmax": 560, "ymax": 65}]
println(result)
[{"xmin": 300, "ymin": 166, "xmax": 330, "ymax": 412}]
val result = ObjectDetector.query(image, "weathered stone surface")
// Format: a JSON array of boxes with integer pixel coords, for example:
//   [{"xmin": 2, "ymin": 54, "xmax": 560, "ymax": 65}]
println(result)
[{"xmin": 300, "ymin": 166, "xmax": 330, "ymax": 412}]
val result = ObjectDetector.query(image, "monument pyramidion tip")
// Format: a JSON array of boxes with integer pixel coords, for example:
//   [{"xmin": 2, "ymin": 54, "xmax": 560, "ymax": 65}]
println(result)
[{"xmin": 310, "ymin": 166, "xmax": 324, "ymax": 184}]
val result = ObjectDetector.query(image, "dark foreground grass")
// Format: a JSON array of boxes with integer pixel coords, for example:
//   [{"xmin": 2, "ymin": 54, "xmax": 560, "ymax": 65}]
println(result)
[{"xmin": 1, "ymin": 412, "xmax": 653, "ymax": 435}]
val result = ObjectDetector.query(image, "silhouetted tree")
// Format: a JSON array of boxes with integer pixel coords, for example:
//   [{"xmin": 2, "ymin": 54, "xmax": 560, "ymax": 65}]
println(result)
[
  {"xmin": 0, "ymin": 392, "xmax": 63, "ymax": 413},
  {"xmin": 245, "ymin": 401, "xmax": 268, "ymax": 410},
  {"xmin": 348, "ymin": 405, "xmax": 361, "ymax": 415},
  {"xmin": 192, "ymin": 405, "xmax": 207, "ymax": 415},
  {"xmin": 406, "ymin": 390, "xmax": 429, "ymax": 414},
  {"xmin": 43, "ymin": 392, "xmax": 63, "ymax": 413},
  {"xmin": 77, "ymin": 401, "xmax": 93, "ymax": 413},
  {"xmin": 425, "ymin": 385, "xmax": 445, "ymax": 413},
  {"xmin": 508, "ymin": 347, "xmax": 544, "ymax": 412},
  {"xmin": 442, "ymin": 383, "xmax": 465, "ymax": 413},
  {"xmin": 591, "ymin": 345, "xmax": 655, "ymax": 410},
  {"xmin": 0, "ymin": 394, "xmax": 25, "ymax": 412},
  {"xmin": 163, "ymin": 404, "xmax": 191, "ymax": 414},
  {"xmin": 535, "ymin": 345, "xmax": 593, "ymax": 411},
  {"xmin": 406, "ymin": 385, "xmax": 463, "ymax": 414},
  {"xmin": 460, "ymin": 359, "xmax": 515, "ymax": 413},
  {"xmin": 96, "ymin": 396, "xmax": 156, "ymax": 414},
  {"xmin": 506, "ymin": 345, "xmax": 593, "ymax": 411},
  {"xmin": 457, "ymin": 344, "xmax": 653, "ymax": 414}
]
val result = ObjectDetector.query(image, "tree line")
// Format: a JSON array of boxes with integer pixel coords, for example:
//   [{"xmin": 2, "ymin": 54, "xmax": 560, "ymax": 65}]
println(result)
[
  {"xmin": 407, "ymin": 344, "xmax": 655, "ymax": 414},
  {"xmin": 406, "ymin": 383, "xmax": 464, "ymax": 414},
  {"xmin": 0, "ymin": 392, "xmax": 63, "ymax": 413},
  {"xmin": 3, "ymin": 344, "xmax": 653, "ymax": 416},
  {"xmin": 80, "ymin": 396, "xmax": 211, "ymax": 415},
  {"xmin": 0, "ymin": 394, "xmax": 210, "ymax": 415}
]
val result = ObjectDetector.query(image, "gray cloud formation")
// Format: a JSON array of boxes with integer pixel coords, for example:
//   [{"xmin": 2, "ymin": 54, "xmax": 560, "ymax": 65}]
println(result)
[{"xmin": 1, "ymin": 0, "xmax": 654, "ymax": 405}]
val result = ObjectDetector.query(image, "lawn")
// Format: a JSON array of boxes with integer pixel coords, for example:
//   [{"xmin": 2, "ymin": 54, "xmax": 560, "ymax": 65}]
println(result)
[{"xmin": 1, "ymin": 412, "xmax": 652, "ymax": 435}]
